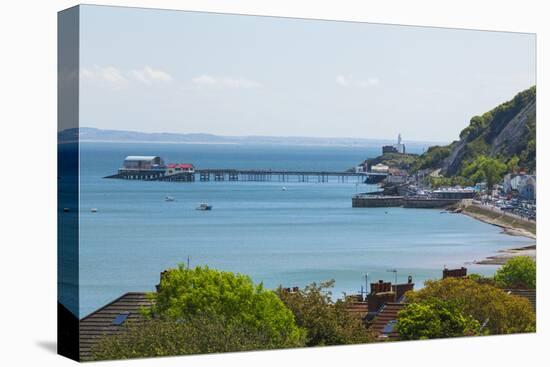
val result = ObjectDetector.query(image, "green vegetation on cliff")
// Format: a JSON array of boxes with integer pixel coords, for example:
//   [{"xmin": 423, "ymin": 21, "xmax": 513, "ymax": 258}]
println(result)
[
  {"xmin": 453, "ymin": 86, "xmax": 536, "ymax": 173},
  {"xmin": 412, "ymin": 86, "xmax": 536, "ymax": 181},
  {"xmin": 365, "ymin": 152, "xmax": 419, "ymax": 170}
]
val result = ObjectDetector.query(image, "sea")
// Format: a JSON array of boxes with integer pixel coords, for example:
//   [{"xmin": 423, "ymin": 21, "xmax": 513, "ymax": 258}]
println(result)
[{"xmin": 76, "ymin": 142, "xmax": 529, "ymax": 317}]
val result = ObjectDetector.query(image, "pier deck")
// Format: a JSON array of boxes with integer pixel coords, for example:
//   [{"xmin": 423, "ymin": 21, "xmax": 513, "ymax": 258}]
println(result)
[{"xmin": 105, "ymin": 169, "xmax": 387, "ymax": 183}]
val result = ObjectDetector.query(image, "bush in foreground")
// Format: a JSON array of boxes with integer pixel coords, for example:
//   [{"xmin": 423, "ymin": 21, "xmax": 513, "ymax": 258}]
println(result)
[
  {"xmin": 404, "ymin": 277, "xmax": 535, "ymax": 335},
  {"xmin": 92, "ymin": 266, "xmax": 305, "ymax": 360},
  {"xmin": 397, "ymin": 298, "xmax": 480, "ymax": 340},
  {"xmin": 151, "ymin": 265, "xmax": 305, "ymax": 346},
  {"xmin": 494, "ymin": 256, "xmax": 536, "ymax": 289},
  {"xmin": 92, "ymin": 314, "xmax": 301, "ymax": 360},
  {"xmin": 276, "ymin": 280, "xmax": 374, "ymax": 346}
]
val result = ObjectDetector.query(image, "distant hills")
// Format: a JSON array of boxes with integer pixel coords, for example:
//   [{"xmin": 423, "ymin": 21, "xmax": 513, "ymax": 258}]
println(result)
[{"xmin": 58, "ymin": 127, "xmax": 438, "ymax": 149}]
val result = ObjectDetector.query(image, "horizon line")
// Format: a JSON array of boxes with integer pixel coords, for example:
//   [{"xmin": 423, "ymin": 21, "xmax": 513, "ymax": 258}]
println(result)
[{"xmin": 61, "ymin": 126, "xmax": 449, "ymax": 145}]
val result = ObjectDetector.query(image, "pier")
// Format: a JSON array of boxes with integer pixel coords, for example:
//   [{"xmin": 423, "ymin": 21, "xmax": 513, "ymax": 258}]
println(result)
[{"xmin": 105, "ymin": 168, "xmax": 387, "ymax": 183}]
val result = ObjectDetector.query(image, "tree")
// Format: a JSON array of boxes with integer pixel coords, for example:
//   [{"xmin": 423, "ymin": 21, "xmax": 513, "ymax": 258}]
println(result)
[
  {"xmin": 461, "ymin": 155, "xmax": 507, "ymax": 193},
  {"xmin": 150, "ymin": 265, "xmax": 304, "ymax": 346},
  {"xmin": 91, "ymin": 266, "xmax": 306, "ymax": 360},
  {"xmin": 276, "ymin": 280, "xmax": 374, "ymax": 346},
  {"xmin": 404, "ymin": 277, "xmax": 535, "ymax": 334},
  {"xmin": 92, "ymin": 314, "xmax": 300, "ymax": 361},
  {"xmin": 494, "ymin": 256, "xmax": 536, "ymax": 289},
  {"xmin": 507, "ymin": 155, "xmax": 520, "ymax": 174},
  {"xmin": 397, "ymin": 298, "xmax": 480, "ymax": 340}
]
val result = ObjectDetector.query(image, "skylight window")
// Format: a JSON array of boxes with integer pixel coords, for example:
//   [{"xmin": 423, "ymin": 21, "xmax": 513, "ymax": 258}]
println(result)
[
  {"xmin": 112, "ymin": 311, "xmax": 130, "ymax": 326},
  {"xmin": 382, "ymin": 320, "xmax": 397, "ymax": 334}
]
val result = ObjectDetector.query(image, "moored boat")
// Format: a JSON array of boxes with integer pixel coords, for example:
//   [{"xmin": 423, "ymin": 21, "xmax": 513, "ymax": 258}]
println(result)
[{"xmin": 196, "ymin": 203, "xmax": 212, "ymax": 210}]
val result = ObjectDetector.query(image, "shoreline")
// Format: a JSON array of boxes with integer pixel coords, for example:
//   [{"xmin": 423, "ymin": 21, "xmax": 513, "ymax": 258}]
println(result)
[{"xmin": 459, "ymin": 203, "xmax": 536, "ymax": 265}]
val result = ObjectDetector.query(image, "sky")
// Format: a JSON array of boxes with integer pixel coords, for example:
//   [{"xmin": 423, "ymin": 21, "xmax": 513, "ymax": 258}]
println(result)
[{"xmin": 79, "ymin": 5, "xmax": 536, "ymax": 143}]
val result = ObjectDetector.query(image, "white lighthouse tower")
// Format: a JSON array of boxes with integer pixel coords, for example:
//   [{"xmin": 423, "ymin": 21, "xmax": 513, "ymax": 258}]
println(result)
[{"xmin": 394, "ymin": 133, "xmax": 405, "ymax": 154}]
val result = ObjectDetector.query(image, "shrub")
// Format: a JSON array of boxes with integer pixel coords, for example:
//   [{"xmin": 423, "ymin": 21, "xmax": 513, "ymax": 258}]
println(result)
[
  {"xmin": 404, "ymin": 277, "xmax": 535, "ymax": 334},
  {"xmin": 494, "ymin": 256, "xmax": 536, "ymax": 289},
  {"xmin": 397, "ymin": 298, "xmax": 479, "ymax": 340},
  {"xmin": 150, "ymin": 265, "xmax": 305, "ymax": 346},
  {"xmin": 276, "ymin": 280, "xmax": 374, "ymax": 346},
  {"xmin": 92, "ymin": 314, "xmax": 301, "ymax": 360}
]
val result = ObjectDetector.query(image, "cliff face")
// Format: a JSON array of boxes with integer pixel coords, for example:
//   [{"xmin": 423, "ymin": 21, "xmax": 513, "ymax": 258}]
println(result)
[{"xmin": 438, "ymin": 86, "xmax": 536, "ymax": 176}]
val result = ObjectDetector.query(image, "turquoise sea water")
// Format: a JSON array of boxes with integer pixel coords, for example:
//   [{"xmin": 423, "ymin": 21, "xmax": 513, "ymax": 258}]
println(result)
[{"xmin": 78, "ymin": 142, "xmax": 529, "ymax": 317}]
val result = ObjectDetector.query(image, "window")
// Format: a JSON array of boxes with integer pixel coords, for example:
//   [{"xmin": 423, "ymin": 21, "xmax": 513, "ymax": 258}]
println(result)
[{"xmin": 112, "ymin": 311, "xmax": 130, "ymax": 325}]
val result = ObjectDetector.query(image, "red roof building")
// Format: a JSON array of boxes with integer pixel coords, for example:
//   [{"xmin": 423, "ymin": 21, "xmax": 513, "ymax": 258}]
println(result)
[{"xmin": 166, "ymin": 163, "xmax": 194, "ymax": 170}]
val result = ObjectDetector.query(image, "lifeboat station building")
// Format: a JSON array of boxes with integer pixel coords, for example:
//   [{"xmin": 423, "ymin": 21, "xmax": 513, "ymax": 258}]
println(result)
[
  {"xmin": 109, "ymin": 156, "xmax": 196, "ymax": 181},
  {"xmin": 121, "ymin": 156, "xmax": 165, "ymax": 170}
]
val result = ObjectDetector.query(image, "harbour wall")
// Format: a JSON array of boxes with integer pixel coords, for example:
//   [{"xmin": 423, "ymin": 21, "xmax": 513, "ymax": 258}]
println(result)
[{"xmin": 353, "ymin": 195, "xmax": 460, "ymax": 209}]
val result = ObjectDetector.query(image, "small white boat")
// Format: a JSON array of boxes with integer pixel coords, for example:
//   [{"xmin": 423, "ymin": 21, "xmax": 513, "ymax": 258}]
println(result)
[
  {"xmin": 196, "ymin": 203, "xmax": 212, "ymax": 211},
  {"xmin": 165, "ymin": 196, "xmax": 176, "ymax": 202},
  {"xmin": 282, "ymin": 186, "xmax": 287, "ymax": 191},
  {"xmin": 90, "ymin": 208, "xmax": 98, "ymax": 213}
]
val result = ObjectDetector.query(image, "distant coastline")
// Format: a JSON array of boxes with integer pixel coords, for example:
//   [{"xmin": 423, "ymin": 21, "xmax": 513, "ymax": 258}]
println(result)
[{"xmin": 58, "ymin": 127, "xmax": 444, "ymax": 148}]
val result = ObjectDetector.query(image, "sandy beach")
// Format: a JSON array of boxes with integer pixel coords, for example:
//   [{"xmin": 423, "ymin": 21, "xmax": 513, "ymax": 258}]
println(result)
[{"xmin": 460, "ymin": 203, "xmax": 536, "ymax": 265}]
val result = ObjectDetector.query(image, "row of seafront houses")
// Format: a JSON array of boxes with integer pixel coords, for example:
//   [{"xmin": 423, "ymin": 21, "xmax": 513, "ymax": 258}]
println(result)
[
  {"xmin": 355, "ymin": 161, "xmax": 536, "ymax": 202},
  {"xmin": 354, "ymin": 134, "xmax": 536, "ymax": 201},
  {"xmin": 78, "ymin": 267, "xmax": 536, "ymax": 360}
]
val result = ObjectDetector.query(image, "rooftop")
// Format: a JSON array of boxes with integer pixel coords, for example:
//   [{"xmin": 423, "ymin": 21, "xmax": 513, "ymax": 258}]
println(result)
[
  {"xmin": 124, "ymin": 155, "xmax": 161, "ymax": 161},
  {"xmin": 369, "ymin": 302, "xmax": 407, "ymax": 340},
  {"xmin": 79, "ymin": 292, "xmax": 153, "ymax": 361}
]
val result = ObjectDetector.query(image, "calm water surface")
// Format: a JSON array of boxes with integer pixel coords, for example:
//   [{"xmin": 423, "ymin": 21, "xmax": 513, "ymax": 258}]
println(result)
[{"xmin": 77, "ymin": 142, "xmax": 529, "ymax": 317}]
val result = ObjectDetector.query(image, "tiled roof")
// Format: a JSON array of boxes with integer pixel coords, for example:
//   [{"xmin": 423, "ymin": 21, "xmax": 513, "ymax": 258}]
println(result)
[
  {"xmin": 345, "ymin": 301, "xmax": 369, "ymax": 320},
  {"xmin": 369, "ymin": 302, "xmax": 406, "ymax": 340},
  {"xmin": 79, "ymin": 292, "xmax": 153, "ymax": 361}
]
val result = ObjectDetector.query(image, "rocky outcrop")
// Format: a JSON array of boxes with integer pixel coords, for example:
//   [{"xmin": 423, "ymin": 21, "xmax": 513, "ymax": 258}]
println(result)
[{"xmin": 439, "ymin": 86, "xmax": 536, "ymax": 176}]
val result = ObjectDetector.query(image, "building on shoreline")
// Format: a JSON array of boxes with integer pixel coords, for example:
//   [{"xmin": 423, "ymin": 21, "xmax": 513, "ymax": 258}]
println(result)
[
  {"xmin": 503, "ymin": 173, "xmax": 536, "ymax": 201},
  {"xmin": 122, "ymin": 156, "xmax": 165, "ymax": 170},
  {"xmin": 382, "ymin": 133, "xmax": 406, "ymax": 155},
  {"xmin": 166, "ymin": 163, "xmax": 195, "ymax": 175}
]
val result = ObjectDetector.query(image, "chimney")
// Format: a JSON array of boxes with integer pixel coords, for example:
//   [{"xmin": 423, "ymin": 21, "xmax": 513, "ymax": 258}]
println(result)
[
  {"xmin": 155, "ymin": 270, "xmax": 169, "ymax": 292},
  {"xmin": 442, "ymin": 267, "xmax": 467, "ymax": 279}
]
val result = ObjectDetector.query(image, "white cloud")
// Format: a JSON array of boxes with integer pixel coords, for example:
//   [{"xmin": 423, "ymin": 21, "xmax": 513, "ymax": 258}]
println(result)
[
  {"xmin": 129, "ymin": 66, "xmax": 173, "ymax": 85},
  {"xmin": 81, "ymin": 65, "xmax": 127, "ymax": 85},
  {"xmin": 336, "ymin": 75, "xmax": 379, "ymax": 88},
  {"xmin": 81, "ymin": 65, "xmax": 173, "ymax": 87},
  {"xmin": 191, "ymin": 75, "xmax": 262, "ymax": 89}
]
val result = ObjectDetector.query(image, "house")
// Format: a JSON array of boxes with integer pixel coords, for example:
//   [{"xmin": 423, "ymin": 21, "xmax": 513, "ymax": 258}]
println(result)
[
  {"xmin": 345, "ymin": 295, "xmax": 369, "ymax": 320},
  {"xmin": 503, "ymin": 174, "xmax": 536, "ymax": 200},
  {"xmin": 382, "ymin": 145, "xmax": 398, "ymax": 154},
  {"xmin": 371, "ymin": 163, "xmax": 390, "ymax": 173},
  {"xmin": 79, "ymin": 292, "xmax": 154, "ymax": 361},
  {"xmin": 386, "ymin": 168, "xmax": 408, "ymax": 185},
  {"xmin": 121, "ymin": 156, "xmax": 165, "ymax": 170},
  {"xmin": 519, "ymin": 176, "xmax": 536, "ymax": 201},
  {"xmin": 443, "ymin": 267, "xmax": 467, "ymax": 279},
  {"xmin": 166, "ymin": 163, "xmax": 195, "ymax": 175},
  {"xmin": 382, "ymin": 134, "xmax": 406, "ymax": 155},
  {"xmin": 355, "ymin": 162, "xmax": 368, "ymax": 173},
  {"xmin": 369, "ymin": 303, "xmax": 407, "ymax": 340}
]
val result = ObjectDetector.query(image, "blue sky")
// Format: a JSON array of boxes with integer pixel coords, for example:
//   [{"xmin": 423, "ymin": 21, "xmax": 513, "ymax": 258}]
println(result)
[{"xmin": 79, "ymin": 5, "xmax": 535, "ymax": 142}]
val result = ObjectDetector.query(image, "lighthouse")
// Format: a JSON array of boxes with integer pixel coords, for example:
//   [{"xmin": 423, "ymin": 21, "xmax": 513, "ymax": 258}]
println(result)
[{"xmin": 395, "ymin": 133, "xmax": 405, "ymax": 154}]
